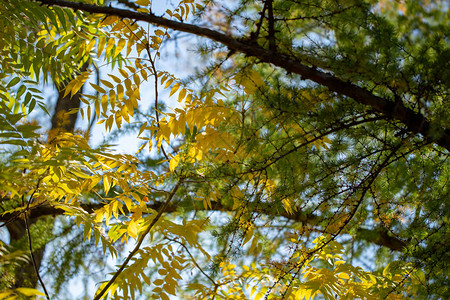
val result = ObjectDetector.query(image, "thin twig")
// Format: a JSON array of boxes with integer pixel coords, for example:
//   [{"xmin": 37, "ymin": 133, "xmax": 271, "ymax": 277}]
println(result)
[
  {"xmin": 146, "ymin": 35, "xmax": 170, "ymax": 161},
  {"xmin": 253, "ymin": 0, "xmax": 268, "ymax": 41},
  {"xmin": 23, "ymin": 178, "xmax": 51, "ymax": 300},
  {"xmin": 87, "ymin": 64, "xmax": 100, "ymax": 134},
  {"xmin": 24, "ymin": 213, "xmax": 51, "ymax": 300},
  {"xmin": 169, "ymin": 237, "xmax": 216, "ymax": 285}
]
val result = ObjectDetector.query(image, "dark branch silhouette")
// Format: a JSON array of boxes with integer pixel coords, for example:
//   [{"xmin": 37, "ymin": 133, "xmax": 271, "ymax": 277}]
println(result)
[{"xmin": 0, "ymin": 199, "xmax": 406, "ymax": 252}]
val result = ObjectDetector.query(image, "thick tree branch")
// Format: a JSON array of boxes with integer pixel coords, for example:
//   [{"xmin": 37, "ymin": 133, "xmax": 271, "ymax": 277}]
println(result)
[
  {"xmin": 0, "ymin": 199, "xmax": 406, "ymax": 252},
  {"xmin": 35, "ymin": 0, "xmax": 450, "ymax": 151}
]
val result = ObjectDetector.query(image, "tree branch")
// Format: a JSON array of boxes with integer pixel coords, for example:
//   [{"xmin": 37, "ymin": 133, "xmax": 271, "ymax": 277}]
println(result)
[
  {"xmin": 23, "ymin": 184, "xmax": 51, "ymax": 299},
  {"xmin": 34, "ymin": 0, "xmax": 450, "ymax": 151},
  {"xmin": 24, "ymin": 212, "xmax": 51, "ymax": 299},
  {"xmin": 0, "ymin": 198, "xmax": 406, "ymax": 252},
  {"xmin": 267, "ymin": 0, "xmax": 275, "ymax": 51},
  {"xmin": 252, "ymin": 0, "xmax": 268, "ymax": 41}
]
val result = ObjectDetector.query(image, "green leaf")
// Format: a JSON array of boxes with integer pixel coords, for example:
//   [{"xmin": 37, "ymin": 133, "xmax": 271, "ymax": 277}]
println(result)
[{"xmin": 7, "ymin": 77, "xmax": 20, "ymax": 88}]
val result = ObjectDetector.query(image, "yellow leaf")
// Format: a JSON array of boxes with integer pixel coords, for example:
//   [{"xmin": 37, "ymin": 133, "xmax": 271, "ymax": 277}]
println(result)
[
  {"xmin": 185, "ymin": 93, "xmax": 192, "ymax": 104},
  {"xmin": 118, "ymin": 68, "xmax": 128, "ymax": 78},
  {"xmin": 121, "ymin": 105, "xmax": 130, "ymax": 123},
  {"xmin": 140, "ymin": 69, "xmax": 148, "ymax": 80},
  {"xmin": 100, "ymin": 79, "xmax": 114, "ymax": 89},
  {"xmin": 108, "ymin": 74, "xmax": 121, "ymax": 83},
  {"xmin": 103, "ymin": 176, "xmax": 110, "ymax": 194},
  {"xmin": 125, "ymin": 66, "xmax": 136, "ymax": 73},
  {"xmin": 0, "ymin": 291, "xmax": 12, "ymax": 299},
  {"xmin": 15, "ymin": 288, "xmax": 45, "ymax": 297},
  {"xmin": 94, "ymin": 100, "xmax": 101, "ymax": 119},
  {"xmin": 101, "ymin": 94, "xmax": 108, "ymax": 113},
  {"xmin": 136, "ymin": 41, "xmax": 146, "ymax": 55},
  {"xmin": 158, "ymin": 269, "xmax": 167, "ymax": 276},
  {"xmin": 111, "ymin": 20, "xmax": 126, "ymax": 32},
  {"xmin": 127, "ymin": 219, "xmax": 138, "ymax": 239},
  {"xmin": 90, "ymin": 83, "xmax": 106, "ymax": 94},
  {"xmin": 242, "ymin": 227, "xmax": 253, "ymax": 245},
  {"xmin": 249, "ymin": 236, "xmax": 258, "ymax": 254},
  {"xmin": 117, "ymin": 84, "xmax": 124, "ymax": 99},
  {"xmin": 164, "ymin": 78, "xmax": 173, "ymax": 89},
  {"xmin": 133, "ymin": 73, "xmax": 141, "ymax": 85},
  {"xmin": 203, "ymin": 198, "xmax": 211, "ymax": 210},
  {"xmin": 115, "ymin": 39, "xmax": 126, "ymax": 57},
  {"xmin": 100, "ymin": 15, "xmax": 119, "ymax": 27},
  {"xmin": 126, "ymin": 39, "xmax": 133, "ymax": 56},
  {"xmin": 173, "ymin": 13, "xmax": 182, "ymax": 21},
  {"xmin": 234, "ymin": 70, "xmax": 265, "ymax": 95},
  {"xmin": 138, "ymin": 122, "xmax": 148, "ymax": 137},
  {"xmin": 105, "ymin": 38, "xmax": 115, "ymax": 55},
  {"xmin": 178, "ymin": 88, "xmax": 186, "ymax": 102},
  {"xmin": 160, "ymin": 292, "xmax": 170, "ymax": 300},
  {"xmin": 136, "ymin": 0, "xmax": 150, "ymax": 6},
  {"xmin": 86, "ymin": 38, "xmax": 96, "ymax": 53},
  {"xmin": 125, "ymin": 78, "xmax": 132, "ymax": 92},
  {"xmin": 64, "ymin": 72, "xmax": 90, "ymax": 98},
  {"xmin": 136, "ymin": 142, "xmax": 147, "ymax": 154},
  {"xmin": 169, "ymin": 154, "xmax": 180, "ymax": 172},
  {"xmin": 195, "ymin": 149, "xmax": 203, "ymax": 161},
  {"xmin": 153, "ymin": 279, "xmax": 164, "ymax": 286},
  {"xmin": 97, "ymin": 36, "xmax": 106, "ymax": 57},
  {"xmin": 169, "ymin": 83, "xmax": 180, "ymax": 97}
]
